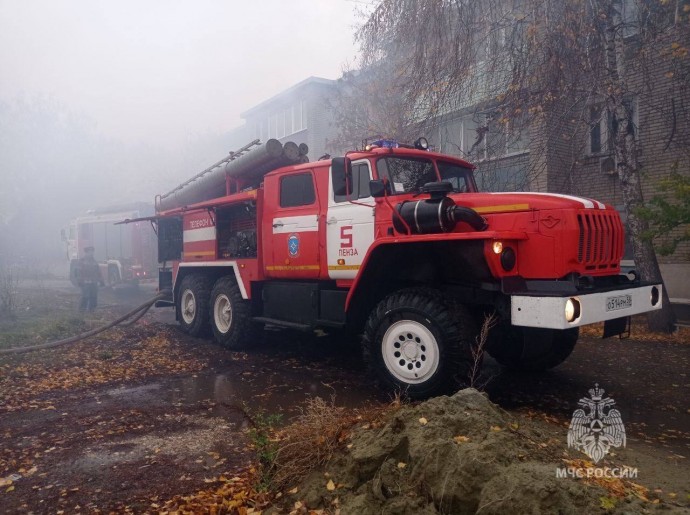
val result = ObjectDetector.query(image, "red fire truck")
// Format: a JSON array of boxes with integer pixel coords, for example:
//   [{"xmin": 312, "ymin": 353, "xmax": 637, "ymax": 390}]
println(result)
[
  {"xmin": 149, "ymin": 138, "xmax": 662, "ymax": 398},
  {"xmin": 63, "ymin": 203, "xmax": 157, "ymax": 287}
]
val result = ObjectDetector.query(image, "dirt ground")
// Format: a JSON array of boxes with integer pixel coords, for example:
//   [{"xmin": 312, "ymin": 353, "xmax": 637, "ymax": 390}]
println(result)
[{"xmin": 0, "ymin": 280, "xmax": 689, "ymax": 513}]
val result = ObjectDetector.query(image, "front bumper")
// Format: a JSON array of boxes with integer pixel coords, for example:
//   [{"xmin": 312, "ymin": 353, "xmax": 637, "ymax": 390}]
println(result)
[{"xmin": 511, "ymin": 283, "xmax": 662, "ymax": 330}]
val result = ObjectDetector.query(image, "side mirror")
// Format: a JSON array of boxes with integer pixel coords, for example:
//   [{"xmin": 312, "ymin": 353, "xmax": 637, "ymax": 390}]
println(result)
[
  {"xmin": 331, "ymin": 156, "xmax": 352, "ymax": 181},
  {"xmin": 369, "ymin": 179, "xmax": 386, "ymax": 198}
]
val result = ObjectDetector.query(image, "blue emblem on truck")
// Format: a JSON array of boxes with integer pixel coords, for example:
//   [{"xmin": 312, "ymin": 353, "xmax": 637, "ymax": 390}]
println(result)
[{"xmin": 288, "ymin": 234, "xmax": 300, "ymax": 258}]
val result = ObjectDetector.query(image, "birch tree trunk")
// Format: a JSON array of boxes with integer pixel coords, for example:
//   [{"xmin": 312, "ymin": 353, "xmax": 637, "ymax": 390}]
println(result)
[{"xmin": 603, "ymin": 2, "xmax": 676, "ymax": 332}]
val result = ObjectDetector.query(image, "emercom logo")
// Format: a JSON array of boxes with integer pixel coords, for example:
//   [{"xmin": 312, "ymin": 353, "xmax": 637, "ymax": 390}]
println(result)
[{"xmin": 567, "ymin": 384, "xmax": 626, "ymax": 464}]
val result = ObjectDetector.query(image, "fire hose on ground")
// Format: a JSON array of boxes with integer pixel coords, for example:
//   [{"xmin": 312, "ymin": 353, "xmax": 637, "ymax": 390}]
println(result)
[{"xmin": 0, "ymin": 289, "xmax": 172, "ymax": 356}]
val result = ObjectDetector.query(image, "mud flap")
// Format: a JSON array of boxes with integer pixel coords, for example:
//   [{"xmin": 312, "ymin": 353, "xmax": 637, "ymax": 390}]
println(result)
[{"xmin": 603, "ymin": 316, "xmax": 630, "ymax": 339}]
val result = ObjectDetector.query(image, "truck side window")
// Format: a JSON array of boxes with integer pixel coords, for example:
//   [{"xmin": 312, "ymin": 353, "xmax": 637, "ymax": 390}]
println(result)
[
  {"xmin": 355, "ymin": 164, "xmax": 371, "ymax": 198},
  {"xmin": 333, "ymin": 163, "xmax": 371, "ymax": 202},
  {"xmin": 280, "ymin": 173, "xmax": 315, "ymax": 208},
  {"xmin": 79, "ymin": 223, "xmax": 92, "ymax": 239}
]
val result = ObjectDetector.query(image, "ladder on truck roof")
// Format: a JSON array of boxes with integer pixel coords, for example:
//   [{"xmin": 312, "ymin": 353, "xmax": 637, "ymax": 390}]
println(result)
[{"xmin": 155, "ymin": 139, "xmax": 261, "ymax": 209}]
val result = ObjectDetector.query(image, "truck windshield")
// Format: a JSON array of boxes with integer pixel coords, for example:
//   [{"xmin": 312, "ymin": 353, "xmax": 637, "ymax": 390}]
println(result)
[
  {"xmin": 376, "ymin": 157, "xmax": 475, "ymax": 194},
  {"xmin": 437, "ymin": 161, "xmax": 475, "ymax": 193},
  {"xmin": 376, "ymin": 157, "xmax": 436, "ymax": 194}
]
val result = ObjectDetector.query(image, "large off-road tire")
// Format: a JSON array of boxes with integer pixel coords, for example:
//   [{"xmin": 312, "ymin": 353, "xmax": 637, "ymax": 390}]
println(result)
[
  {"xmin": 177, "ymin": 274, "xmax": 211, "ymax": 336},
  {"xmin": 362, "ymin": 288, "xmax": 479, "ymax": 399},
  {"xmin": 487, "ymin": 325, "xmax": 579, "ymax": 371},
  {"xmin": 209, "ymin": 276, "xmax": 260, "ymax": 350}
]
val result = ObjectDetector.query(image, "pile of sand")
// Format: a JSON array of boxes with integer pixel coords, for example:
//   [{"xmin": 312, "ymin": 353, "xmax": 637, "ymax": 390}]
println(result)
[{"xmin": 280, "ymin": 389, "xmax": 650, "ymax": 514}]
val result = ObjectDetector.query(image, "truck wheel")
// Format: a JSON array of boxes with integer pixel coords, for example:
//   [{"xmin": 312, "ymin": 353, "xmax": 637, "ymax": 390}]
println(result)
[
  {"xmin": 362, "ymin": 288, "xmax": 478, "ymax": 399},
  {"xmin": 177, "ymin": 274, "xmax": 211, "ymax": 336},
  {"xmin": 487, "ymin": 325, "xmax": 579, "ymax": 371},
  {"xmin": 210, "ymin": 276, "xmax": 258, "ymax": 350}
]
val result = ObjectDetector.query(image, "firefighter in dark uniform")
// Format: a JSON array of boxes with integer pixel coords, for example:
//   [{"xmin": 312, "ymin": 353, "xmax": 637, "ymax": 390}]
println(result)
[{"xmin": 77, "ymin": 246, "xmax": 103, "ymax": 311}]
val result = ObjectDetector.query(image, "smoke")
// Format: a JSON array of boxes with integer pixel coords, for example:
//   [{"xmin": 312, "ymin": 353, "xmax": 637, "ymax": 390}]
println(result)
[
  {"xmin": 0, "ymin": 0, "xmax": 361, "ymax": 267},
  {"xmin": 0, "ymin": 96, "xmax": 230, "ymax": 263}
]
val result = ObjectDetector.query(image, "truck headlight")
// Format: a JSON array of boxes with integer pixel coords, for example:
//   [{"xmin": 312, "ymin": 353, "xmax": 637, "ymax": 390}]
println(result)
[{"xmin": 565, "ymin": 297, "xmax": 581, "ymax": 322}]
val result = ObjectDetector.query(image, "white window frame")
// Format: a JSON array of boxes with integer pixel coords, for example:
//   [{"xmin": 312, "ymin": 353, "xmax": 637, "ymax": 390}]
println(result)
[
  {"xmin": 587, "ymin": 97, "xmax": 638, "ymax": 156},
  {"xmin": 265, "ymin": 101, "xmax": 307, "ymax": 140},
  {"xmin": 475, "ymin": 113, "xmax": 529, "ymax": 162}
]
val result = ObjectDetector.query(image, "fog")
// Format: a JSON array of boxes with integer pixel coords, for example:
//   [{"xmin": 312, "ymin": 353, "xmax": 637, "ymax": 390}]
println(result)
[{"xmin": 0, "ymin": 0, "xmax": 361, "ymax": 267}]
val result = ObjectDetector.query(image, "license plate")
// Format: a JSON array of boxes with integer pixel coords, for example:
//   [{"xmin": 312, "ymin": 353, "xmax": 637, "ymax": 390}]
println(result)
[{"xmin": 606, "ymin": 294, "xmax": 632, "ymax": 312}]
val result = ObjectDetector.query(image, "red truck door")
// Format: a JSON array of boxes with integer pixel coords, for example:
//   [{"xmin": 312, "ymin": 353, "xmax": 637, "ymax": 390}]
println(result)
[
  {"xmin": 326, "ymin": 159, "xmax": 375, "ymax": 279},
  {"xmin": 263, "ymin": 170, "xmax": 321, "ymax": 279}
]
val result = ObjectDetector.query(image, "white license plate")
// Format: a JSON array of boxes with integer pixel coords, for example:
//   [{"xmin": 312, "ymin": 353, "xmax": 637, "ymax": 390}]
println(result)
[{"xmin": 606, "ymin": 294, "xmax": 632, "ymax": 312}]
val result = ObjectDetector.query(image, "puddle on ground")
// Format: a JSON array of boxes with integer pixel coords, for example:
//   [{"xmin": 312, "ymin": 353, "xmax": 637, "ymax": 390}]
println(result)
[
  {"xmin": 166, "ymin": 366, "xmax": 381, "ymax": 421},
  {"xmin": 104, "ymin": 365, "xmax": 382, "ymax": 423}
]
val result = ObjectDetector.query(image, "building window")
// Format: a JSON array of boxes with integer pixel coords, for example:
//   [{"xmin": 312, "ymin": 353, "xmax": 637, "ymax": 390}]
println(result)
[
  {"xmin": 620, "ymin": 0, "xmax": 640, "ymax": 38},
  {"xmin": 269, "ymin": 115, "xmax": 277, "ymax": 139},
  {"xmin": 475, "ymin": 160, "xmax": 530, "ymax": 192},
  {"xmin": 588, "ymin": 98, "xmax": 637, "ymax": 155},
  {"xmin": 475, "ymin": 113, "xmax": 528, "ymax": 160},
  {"xmin": 280, "ymin": 173, "xmax": 315, "ymax": 207},
  {"xmin": 589, "ymin": 105, "xmax": 606, "ymax": 154},
  {"xmin": 284, "ymin": 108, "xmax": 292, "ymax": 136},
  {"xmin": 277, "ymin": 111, "xmax": 285, "ymax": 139},
  {"xmin": 293, "ymin": 102, "xmax": 303, "ymax": 133},
  {"xmin": 432, "ymin": 112, "xmax": 528, "ymax": 160},
  {"xmin": 266, "ymin": 101, "xmax": 307, "ymax": 139}
]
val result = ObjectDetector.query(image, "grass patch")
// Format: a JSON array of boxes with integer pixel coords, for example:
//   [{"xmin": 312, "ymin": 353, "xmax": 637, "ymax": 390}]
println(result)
[
  {"xmin": 246, "ymin": 408, "xmax": 283, "ymax": 491},
  {"xmin": 0, "ymin": 315, "xmax": 88, "ymax": 350}
]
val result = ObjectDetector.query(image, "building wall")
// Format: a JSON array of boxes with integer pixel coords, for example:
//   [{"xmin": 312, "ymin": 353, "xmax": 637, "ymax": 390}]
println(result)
[
  {"xmin": 429, "ymin": 38, "xmax": 690, "ymax": 298},
  {"xmin": 235, "ymin": 78, "xmax": 339, "ymax": 164}
]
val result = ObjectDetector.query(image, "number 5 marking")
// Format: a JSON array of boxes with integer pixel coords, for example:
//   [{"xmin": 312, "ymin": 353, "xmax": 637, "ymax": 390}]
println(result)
[{"xmin": 341, "ymin": 226, "xmax": 353, "ymax": 248}]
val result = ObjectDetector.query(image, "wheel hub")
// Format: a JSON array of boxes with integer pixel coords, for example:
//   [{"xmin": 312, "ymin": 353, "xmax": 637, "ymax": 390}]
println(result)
[
  {"xmin": 382, "ymin": 320, "xmax": 439, "ymax": 384},
  {"xmin": 214, "ymin": 294, "xmax": 233, "ymax": 333},
  {"xmin": 402, "ymin": 341, "xmax": 419, "ymax": 360},
  {"xmin": 181, "ymin": 289, "xmax": 196, "ymax": 324}
]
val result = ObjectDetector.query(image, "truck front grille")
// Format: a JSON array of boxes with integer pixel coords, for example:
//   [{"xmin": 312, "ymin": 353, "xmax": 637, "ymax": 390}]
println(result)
[{"xmin": 577, "ymin": 211, "xmax": 624, "ymax": 270}]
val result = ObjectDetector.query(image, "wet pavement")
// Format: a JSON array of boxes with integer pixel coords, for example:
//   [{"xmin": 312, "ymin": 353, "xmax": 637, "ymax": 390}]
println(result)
[
  {"xmin": 485, "ymin": 337, "xmax": 690, "ymax": 457},
  {"xmin": 12, "ymin": 278, "xmax": 690, "ymax": 454},
  {"xmin": 73, "ymin": 277, "xmax": 690, "ymax": 456},
  {"xmin": 1, "ymin": 279, "xmax": 688, "ymax": 512}
]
